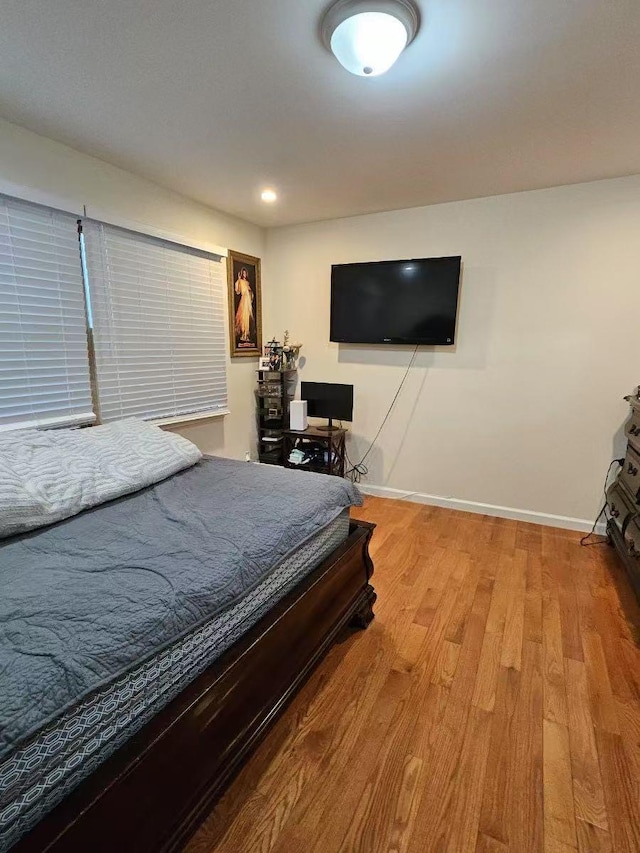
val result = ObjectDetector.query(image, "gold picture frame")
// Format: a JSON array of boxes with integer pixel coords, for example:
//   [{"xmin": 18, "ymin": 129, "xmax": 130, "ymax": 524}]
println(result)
[{"xmin": 227, "ymin": 249, "xmax": 262, "ymax": 358}]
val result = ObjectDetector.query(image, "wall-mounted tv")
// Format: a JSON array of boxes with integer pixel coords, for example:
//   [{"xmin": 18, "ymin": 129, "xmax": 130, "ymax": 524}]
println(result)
[{"xmin": 330, "ymin": 256, "xmax": 461, "ymax": 346}]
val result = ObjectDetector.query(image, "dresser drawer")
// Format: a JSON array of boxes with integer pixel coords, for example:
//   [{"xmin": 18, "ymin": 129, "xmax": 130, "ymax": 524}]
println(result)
[
  {"xmin": 624, "ymin": 515, "xmax": 640, "ymax": 560},
  {"xmin": 607, "ymin": 481, "xmax": 637, "ymax": 530},
  {"xmin": 625, "ymin": 408, "xmax": 640, "ymax": 452},
  {"xmin": 620, "ymin": 446, "xmax": 640, "ymax": 502}
]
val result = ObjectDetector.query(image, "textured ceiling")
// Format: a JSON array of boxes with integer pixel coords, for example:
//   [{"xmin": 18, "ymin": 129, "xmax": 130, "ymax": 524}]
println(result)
[{"xmin": 1, "ymin": 0, "xmax": 639, "ymax": 226}]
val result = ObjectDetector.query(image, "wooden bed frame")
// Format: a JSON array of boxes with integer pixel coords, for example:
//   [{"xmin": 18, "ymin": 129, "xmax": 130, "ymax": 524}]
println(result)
[{"xmin": 14, "ymin": 518, "xmax": 376, "ymax": 853}]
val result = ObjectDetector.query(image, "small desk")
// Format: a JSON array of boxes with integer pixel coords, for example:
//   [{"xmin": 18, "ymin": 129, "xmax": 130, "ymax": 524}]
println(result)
[{"xmin": 283, "ymin": 426, "xmax": 346, "ymax": 477}]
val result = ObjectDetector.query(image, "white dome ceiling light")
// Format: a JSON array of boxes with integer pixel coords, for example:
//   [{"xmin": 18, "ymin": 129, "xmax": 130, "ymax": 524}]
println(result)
[{"xmin": 321, "ymin": 0, "xmax": 420, "ymax": 78}]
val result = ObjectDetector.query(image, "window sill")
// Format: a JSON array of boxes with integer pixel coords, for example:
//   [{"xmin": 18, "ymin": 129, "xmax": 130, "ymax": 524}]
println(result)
[{"xmin": 154, "ymin": 410, "xmax": 230, "ymax": 429}]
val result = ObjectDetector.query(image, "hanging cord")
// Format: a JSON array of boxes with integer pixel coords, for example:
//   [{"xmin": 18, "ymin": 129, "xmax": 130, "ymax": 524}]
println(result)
[
  {"xmin": 344, "ymin": 442, "xmax": 367, "ymax": 484},
  {"xmin": 580, "ymin": 458, "xmax": 624, "ymax": 546},
  {"xmin": 345, "ymin": 344, "xmax": 420, "ymax": 483}
]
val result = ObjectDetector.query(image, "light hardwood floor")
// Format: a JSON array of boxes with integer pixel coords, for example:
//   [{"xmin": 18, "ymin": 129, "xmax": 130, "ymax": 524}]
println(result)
[{"xmin": 184, "ymin": 497, "xmax": 640, "ymax": 853}]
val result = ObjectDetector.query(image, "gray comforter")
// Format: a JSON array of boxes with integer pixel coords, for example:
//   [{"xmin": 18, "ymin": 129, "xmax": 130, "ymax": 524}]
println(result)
[{"xmin": 0, "ymin": 457, "xmax": 361, "ymax": 759}]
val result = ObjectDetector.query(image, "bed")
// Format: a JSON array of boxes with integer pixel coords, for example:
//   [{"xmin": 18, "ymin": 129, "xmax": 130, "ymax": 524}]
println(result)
[{"xmin": 0, "ymin": 425, "xmax": 375, "ymax": 852}]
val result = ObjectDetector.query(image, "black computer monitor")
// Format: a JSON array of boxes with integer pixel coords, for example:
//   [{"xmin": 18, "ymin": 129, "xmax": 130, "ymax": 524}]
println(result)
[{"xmin": 300, "ymin": 382, "xmax": 353, "ymax": 431}]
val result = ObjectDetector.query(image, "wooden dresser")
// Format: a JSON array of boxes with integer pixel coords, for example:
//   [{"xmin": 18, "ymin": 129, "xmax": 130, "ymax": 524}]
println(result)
[{"xmin": 606, "ymin": 388, "xmax": 640, "ymax": 602}]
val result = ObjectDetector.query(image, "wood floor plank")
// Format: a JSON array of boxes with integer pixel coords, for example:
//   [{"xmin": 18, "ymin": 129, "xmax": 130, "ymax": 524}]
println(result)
[
  {"xmin": 471, "ymin": 631, "xmax": 502, "ymax": 712},
  {"xmin": 184, "ymin": 498, "xmax": 640, "ymax": 853},
  {"xmin": 544, "ymin": 838, "xmax": 578, "ymax": 853},
  {"xmin": 475, "ymin": 833, "xmax": 508, "ymax": 853},
  {"xmin": 543, "ymin": 585, "xmax": 569, "ymax": 725},
  {"xmin": 401, "ymin": 544, "xmax": 443, "ymax": 582},
  {"xmin": 516, "ymin": 519, "xmax": 542, "ymax": 551},
  {"xmin": 489, "ymin": 516, "xmax": 518, "ymax": 552},
  {"xmin": 500, "ymin": 548, "xmax": 527, "ymax": 670},
  {"xmin": 582, "ymin": 632, "xmax": 619, "ymax": 734},
  {"xmin": 413, "ymin": 549, "xmax": 457, "ymax": 627},
  {"xmin": 449, "ymin": 577, "xmax": 494, "ymax": 708},
  {"xmin": 387, "ymin": 754, "xmax": 424, "ymax": 853},
  {"xmin": 430, "ymin": 639, "xmax": 461, "ymax": 689},
  {"xmin": 600, "ymin": 550, "xmax": 640, "ymax": 645},
  {"xmin": 444, "ymin": 553, "xmax": 479, "ymax": 644},
  {"xmin": 414, "ymin": 585, "xmax": 444, "ymax": 629},
  {"xmin": 543, "ymin": 718, "xmax": 577, "ymax": 848},
  {"xmin": 524, "ymin": 546, "xmax": 543, "ymax": 644},
  {"xmin": 310, "ymin": 679, "xmax": 445, "ymax": 853},
  {"xmin": 396, "ymin": 621, "xmax": 430, "ymax": 672},
  {"xmin": 507, "ymin": 639, "xmax": 544, "ymax": 853},
  {"xmin": 565, "ymin": 657, "xmax": 609, "ymax": 831},
  {"xmin": 614, "ymin": 696, "xmax": 640, "ymax": 745},
  {"xmin": 210, "ymin": 655, "xmax": 405, "ymax": 852},
  {"xmin": 594, "ymin": 729, "xmax": 640, "ymax": 853},
  {"xmin": 405, "ymin": 695, "xmax": 473, "ymax": 853},
  {"xmin": 558, "ymin": 579, "xmax": 584, "ymax": 664},
  {"xmin": 592, "ymin": 593, "xmax": 640, "ymax": 705},
  {"xmin": 268, "ymin": 538, "xmax": 457, "ymax": 852},
  {"xmin": 441, "ymin": 705, "xmax": 493, "ymax": 853},
  {"xmin": 485, "ymin": 552, "xmax": 513, "ymax": 636},
  {"xmin": 478, "ymin": 665, "xmax": 521, "ymax": 845},
  {"xmin": 576, "ymin": 819, "xmax": 613, "ymax": 853},
  {"xmin": 546, "ymin": 532, "xmax": 584, "ymax": 663},
  {"xmin": 336, "ymin": 681, "xmax": 444, "ymax": 853},
  {"xmin": 270, "ymin": 666, "xmax": 418, "ymax": 853},
  {"xmin": 613, "ymin": 636, "xmax": 640, "ymax": 704},
  {"xmin": 571, "ymin": 545, "xmax": 598, "ymax": 637}
]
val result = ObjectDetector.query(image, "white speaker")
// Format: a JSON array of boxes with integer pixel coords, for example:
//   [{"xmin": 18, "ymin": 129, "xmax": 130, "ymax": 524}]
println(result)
[{"xmin": 290, "ymin": 399, "xmax": 308, "ymax": 431}]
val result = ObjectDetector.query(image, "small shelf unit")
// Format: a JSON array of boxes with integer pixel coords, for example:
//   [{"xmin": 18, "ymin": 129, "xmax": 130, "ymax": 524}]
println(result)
[
  {"xmin": 283, "ymin": 426, "xmax": 346, "ymax": 478},
  {"xmin": 255, "ymin": 369, "xmax": 297, "ymax": 466}
]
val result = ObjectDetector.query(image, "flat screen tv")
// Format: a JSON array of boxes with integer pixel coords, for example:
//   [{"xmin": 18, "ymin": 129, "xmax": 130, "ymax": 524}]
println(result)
[{"xmin": 330, "ymin": 256, "xmax": 461, "ymax": 345}]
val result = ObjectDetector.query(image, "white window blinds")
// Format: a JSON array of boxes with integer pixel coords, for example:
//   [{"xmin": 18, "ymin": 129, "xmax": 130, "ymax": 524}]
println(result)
[
  {"xmin": 82, "ymin": 221, "xmax": 228, "ymax": 423},
  {"xmin": 0, "ymin": 195, "xmax": 94, "ymax": 431}
]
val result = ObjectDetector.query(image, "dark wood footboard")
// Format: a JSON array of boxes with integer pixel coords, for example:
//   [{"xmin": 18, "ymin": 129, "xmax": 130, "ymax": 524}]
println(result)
[{"xmin": 14, "ymin": 519, "xmax": 376, "ymax": 853}]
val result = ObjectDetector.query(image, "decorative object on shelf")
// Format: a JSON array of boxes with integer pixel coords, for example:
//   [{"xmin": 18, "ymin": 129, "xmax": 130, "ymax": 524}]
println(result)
[
  {"xmin": 258, "ymin": 356, "xmax": 272, "ymax": 371},
  {"xmin": 227, "ymin": 249, "xmax": 262, "ymax": 358},
  {"xmin": 265, "ymin": 337, "xmax": 283, "ymax": 371},
  {"xmin": 256, "ymin": 368, "xmax": 297, "ymax": 466},
  {"xmin": 282, "ymin": 330, "xmax": 303, "ymax": 369}
]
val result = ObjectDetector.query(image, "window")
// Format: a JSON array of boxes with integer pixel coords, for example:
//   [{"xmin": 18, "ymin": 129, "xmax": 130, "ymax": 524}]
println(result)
[
  {"xmin": 0, "ymin": 194, "xmax": 94, "ymax": 431},
  {"xmin": 82, "ymin": 221, "xmax": 228, "ymax": 423},
  {"xmin": 0, "ymin": 195, "xmax": 229, "ymax": 432}
]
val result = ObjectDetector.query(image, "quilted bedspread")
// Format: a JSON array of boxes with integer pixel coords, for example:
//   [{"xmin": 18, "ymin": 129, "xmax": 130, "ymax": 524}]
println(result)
[{"xmin": 0, "ymin": 457, "xmax": 361, "ymax": 759}]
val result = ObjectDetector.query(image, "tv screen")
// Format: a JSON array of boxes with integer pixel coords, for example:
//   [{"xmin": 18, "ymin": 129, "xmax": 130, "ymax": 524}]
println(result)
[{"xmin": 330, "ymin": 256, "xmax": 461, "ymax": 345}]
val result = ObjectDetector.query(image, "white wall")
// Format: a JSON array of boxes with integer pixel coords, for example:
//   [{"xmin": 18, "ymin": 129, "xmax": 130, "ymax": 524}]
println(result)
[
  {"xmin": 265, "ymin": 176, "xmax": 640, "ymax": 527},
  {"xmin": 0, "ymin": 118, "xmax": 264, "ymax": 459},
  {"xmin": 3, "ymin": 116, "xmax": 637, "ymax": 525}
]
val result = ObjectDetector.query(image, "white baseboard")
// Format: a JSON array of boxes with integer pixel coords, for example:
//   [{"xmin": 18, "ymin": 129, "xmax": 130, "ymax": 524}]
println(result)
[{"xmin": 357, "ymin": 483, "xmax": 608, "ymax": 535}]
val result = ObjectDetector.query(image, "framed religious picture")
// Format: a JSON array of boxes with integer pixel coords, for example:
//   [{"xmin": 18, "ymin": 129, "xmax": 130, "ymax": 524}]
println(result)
[{"xmin": 227, "ymin": 250, "xmax": 262, "ymax": 357}]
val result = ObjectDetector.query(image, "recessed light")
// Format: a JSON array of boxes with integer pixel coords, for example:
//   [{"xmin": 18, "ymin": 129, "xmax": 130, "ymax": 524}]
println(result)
[{"xmin": 261, "ymin": 189, "xmax": 278, "ymax": 203}]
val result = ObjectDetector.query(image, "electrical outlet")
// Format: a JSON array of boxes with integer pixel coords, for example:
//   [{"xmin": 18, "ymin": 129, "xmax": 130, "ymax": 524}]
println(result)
[{"xmin": 245, "ymin": 451, "xmax": 251, "ymax": 462}]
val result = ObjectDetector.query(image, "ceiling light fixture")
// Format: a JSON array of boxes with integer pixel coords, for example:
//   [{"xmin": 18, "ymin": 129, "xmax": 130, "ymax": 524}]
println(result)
[
  {"xmin": 321, "ymin": 0, "xmax": 420, "ymax": 77},
  {"xmin": 261, "ymin": 189, "xmax": 278, "ymax": 203}
]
